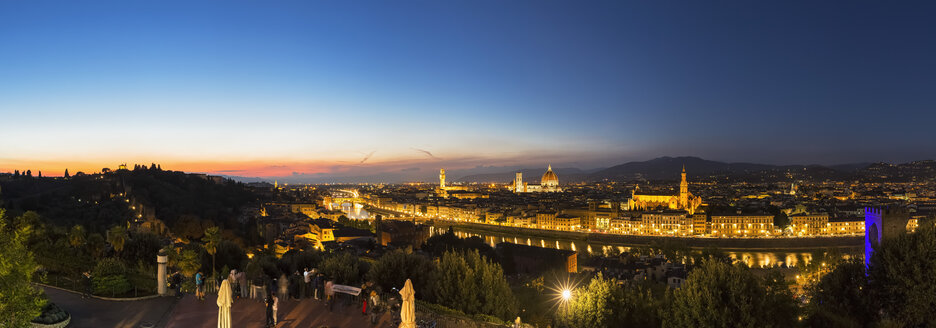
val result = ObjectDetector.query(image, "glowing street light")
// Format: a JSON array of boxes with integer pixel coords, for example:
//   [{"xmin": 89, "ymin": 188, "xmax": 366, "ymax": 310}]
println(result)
[{"xmin": 561, "ymin": 289, "xmax": 572, "ymax": 302}]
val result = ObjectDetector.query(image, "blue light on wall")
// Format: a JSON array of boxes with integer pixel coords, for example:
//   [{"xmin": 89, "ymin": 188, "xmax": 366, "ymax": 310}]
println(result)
[{"xmin": 864, "ymin": 207, "xmax": 882, "ymax": 269}]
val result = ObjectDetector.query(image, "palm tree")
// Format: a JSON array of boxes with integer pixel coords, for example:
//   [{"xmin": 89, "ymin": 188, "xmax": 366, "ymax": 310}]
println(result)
[
  {"xmin": 202, "ymin": 226, "xmax": 221, "ymax": 279},
  {"xmin": 106, "ymin": 225, "xmax": 128, "ymax": 254},
  {"xmin": 87, "ymin": 233, "xmax": 106, "ymax": 260},
  {"xmin": 68, "ymin": 225, "xmax": 87, "ymax": 248}
]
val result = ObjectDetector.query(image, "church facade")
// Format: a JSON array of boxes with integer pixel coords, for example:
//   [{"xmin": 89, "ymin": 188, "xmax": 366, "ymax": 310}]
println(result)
[
  {"xmin": 512, "ymin": 165, "xmax": 562, "ymax": 193},
  {"xmin": 627, "ymin": 166, "xmax": 702, "ymax": 214}
]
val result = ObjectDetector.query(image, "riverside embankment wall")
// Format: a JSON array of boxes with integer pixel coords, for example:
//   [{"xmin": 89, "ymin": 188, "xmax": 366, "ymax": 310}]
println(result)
[{"xmin": 434, "ymin": 221, "xmax": 863, "ymax": 251}]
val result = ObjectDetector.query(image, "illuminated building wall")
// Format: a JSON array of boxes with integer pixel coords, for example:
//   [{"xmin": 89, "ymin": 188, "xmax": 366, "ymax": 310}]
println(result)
[
  {"xmin": 710, "ymin": 215, "xmax": 775, "ymax": 237},
  {"xmin": 789, "ymin": 214, "xmax": 829, "ymax": 236}
]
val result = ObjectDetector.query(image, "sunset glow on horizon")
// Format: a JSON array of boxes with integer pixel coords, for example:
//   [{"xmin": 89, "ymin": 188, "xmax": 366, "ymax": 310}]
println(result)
[{"xmin": 2, "ymin": 1, "xmax": 935, "ymax": 182}]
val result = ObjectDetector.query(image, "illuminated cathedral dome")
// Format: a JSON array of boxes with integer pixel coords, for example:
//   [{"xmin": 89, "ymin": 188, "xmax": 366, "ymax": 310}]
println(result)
[{"xmin": 541, "ymin": 165, "xmax": 559, "ymax": 188}]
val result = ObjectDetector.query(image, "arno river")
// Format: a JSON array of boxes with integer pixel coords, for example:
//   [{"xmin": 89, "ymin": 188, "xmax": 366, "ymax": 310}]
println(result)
[{"xmin": 341, "ymin": 204, "xmax": 857, "ymax": 268}]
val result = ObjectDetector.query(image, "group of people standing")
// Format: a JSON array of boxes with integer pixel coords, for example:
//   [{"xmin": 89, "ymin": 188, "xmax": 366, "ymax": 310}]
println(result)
[
  {"xmin": 215, "ymin": 269, "xmax": 280, "ymax": 328},
  {"xmin": 213, "ymin": 267, "xmax": 334, "ymax": 328},
  {"xmin": 299, "ymin": 268, "xmax": 327, "ymax": 301},
  {"xmin": 214, "ymin": 267, "xmax": 390, "ymax": 327}
]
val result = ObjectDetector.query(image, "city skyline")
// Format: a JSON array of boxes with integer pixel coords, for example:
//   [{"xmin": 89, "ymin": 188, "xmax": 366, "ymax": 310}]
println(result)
[
  {"xmin": 4, "ymin": 2, "xmax": 936, "ymax": 327},
  {"xmin": 2, "ymin": 1, "xmax": 936, "ymax": 180}
]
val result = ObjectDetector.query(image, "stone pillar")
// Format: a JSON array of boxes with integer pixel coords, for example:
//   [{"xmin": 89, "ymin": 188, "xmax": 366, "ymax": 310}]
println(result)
[{"xmin": 157, "ymin": 249, "xmax": 168, "ymax": 296}]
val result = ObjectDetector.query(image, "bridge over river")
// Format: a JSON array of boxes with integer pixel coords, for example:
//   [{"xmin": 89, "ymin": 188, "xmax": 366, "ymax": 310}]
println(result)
[{"xmin": 430, "ymin": 222, "xmax": 862, "ymax": 268}]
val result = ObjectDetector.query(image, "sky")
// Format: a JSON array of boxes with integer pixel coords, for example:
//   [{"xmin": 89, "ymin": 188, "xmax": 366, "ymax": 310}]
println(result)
[{"xmin": 1, "ymin": 1, "xmax": 935, "ymax": 182}]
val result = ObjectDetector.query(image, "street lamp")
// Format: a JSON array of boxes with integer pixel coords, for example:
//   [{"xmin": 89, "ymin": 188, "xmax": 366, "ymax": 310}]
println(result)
[{"xmin": 561, "ymin": 289, "xmax": 572, "ymax": 302}]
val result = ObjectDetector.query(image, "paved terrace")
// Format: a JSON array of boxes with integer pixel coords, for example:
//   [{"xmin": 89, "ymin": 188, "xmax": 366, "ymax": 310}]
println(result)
[
  {"xmin": 44, "ymin": 286, "xmax": 392, "ymax": 328},
  {"xmin": 43, "ymin": 287, "xmax": 176, "ymax": 328},
  {"xmin": 166, "ymin": 294, "xmax": 392, "ymax": 328}
]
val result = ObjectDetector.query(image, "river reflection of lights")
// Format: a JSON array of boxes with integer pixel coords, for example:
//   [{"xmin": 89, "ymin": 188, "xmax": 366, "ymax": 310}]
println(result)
[{"xmin": 429, "ymin": 227, "xmax": 843, "ymax": 268}]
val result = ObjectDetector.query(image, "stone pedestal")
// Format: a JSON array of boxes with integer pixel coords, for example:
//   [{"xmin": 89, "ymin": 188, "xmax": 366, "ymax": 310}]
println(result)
[{"xmin": 157, "ymin": 250, "xmax": 168, "ymax": 296}]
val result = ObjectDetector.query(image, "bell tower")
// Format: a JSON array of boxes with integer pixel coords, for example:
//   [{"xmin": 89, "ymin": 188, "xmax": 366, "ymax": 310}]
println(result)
[
  {"xmin": 679, "ymin": 165, "xmax": 688, "ymax": 208},
  {"xmin": 515, "ymin": 172, "xmax": 523, "ymax": 193},
  {"xmin": 439, "ymin": 168, "xmax": 446, "ymax": 189}
]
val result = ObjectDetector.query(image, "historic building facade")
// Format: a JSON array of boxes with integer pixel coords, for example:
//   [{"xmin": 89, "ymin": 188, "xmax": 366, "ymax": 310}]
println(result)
[
  {"xmin": 627, "ymin": 166, "xmax": 702, "ymax": 214},
  {"xmin": 512, "ymin": 165, "xmax": 562, "ymax": 193},
  {"xmin": 436, "ymin": 168, "xmax": 468, "ymax": 197}
]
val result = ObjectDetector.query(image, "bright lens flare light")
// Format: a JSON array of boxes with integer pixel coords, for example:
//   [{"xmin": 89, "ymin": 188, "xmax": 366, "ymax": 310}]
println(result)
[{"xmin": 548, "ymin": 276, "xmax": 581, "ymax": 309}]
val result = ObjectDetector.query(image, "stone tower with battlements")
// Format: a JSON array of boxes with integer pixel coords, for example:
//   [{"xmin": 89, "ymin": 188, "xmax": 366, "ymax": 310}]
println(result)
[
  {"xmin": 865, "ymin": 206, "xmax": 911, "ymax": 266},
  {"xmin": 439, "ymin": 168, "xmax": 446, "ymax": 189}
]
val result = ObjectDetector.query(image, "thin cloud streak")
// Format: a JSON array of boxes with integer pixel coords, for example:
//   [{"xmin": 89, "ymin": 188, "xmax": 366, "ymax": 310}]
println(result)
[
  {"xmin": 359, "ymin": 151, "xmax": 376, "ymax": 164},
  {"xmin": 412, "ymin": 148, "xmax": 438, "ymax": 159}
]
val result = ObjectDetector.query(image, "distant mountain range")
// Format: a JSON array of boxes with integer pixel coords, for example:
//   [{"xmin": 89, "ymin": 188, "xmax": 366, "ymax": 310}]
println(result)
[
  {"xmin": 455, "ymin": 167, "xmax": 596, "ymax": 184},
  {"xmin": 457, "ymin": 156, "xmax": 936, "ymax": 183},
  {"xmin": 216, "ymin": 156, "xmax": 936, "ymax": 184}
]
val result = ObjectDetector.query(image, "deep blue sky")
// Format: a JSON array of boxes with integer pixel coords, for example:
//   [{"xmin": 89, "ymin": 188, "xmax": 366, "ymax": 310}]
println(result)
[{"xmin": 1, "ymin": 1, "xmax": 935, "ymax": 180}]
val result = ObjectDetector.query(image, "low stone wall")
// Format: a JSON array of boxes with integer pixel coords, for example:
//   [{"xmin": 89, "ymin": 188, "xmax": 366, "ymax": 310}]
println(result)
[
  {"xmin": 416, "ymin": 310, "xmax": 511, "ymax": 328},
  {"xmin": 31, "ymin": 316, "xmax": 70, "ymax": 328},
  {"xmin": 37, "ymin": 283, "xmax": 162, "ymax": 301}
]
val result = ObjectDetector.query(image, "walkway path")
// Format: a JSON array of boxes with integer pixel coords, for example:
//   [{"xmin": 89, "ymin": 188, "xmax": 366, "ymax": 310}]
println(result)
[
  {"xmin": 42, "ymin": 287, "xmax": 178, "ymax": 328},
  {"xmin": 43, "ymin": 286, "xmax": 392, "ymax": 328},
  {"xmin": 165, "ymin": 295, "xmax": 392, "ymax": 328}
]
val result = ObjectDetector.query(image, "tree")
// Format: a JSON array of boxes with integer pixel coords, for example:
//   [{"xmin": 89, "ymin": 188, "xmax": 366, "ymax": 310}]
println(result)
[
  {"xmin": 92, "ymin": 258, "xmax": 131, "ymax": 296},
  {"xmin": 68, "ymin": 225, "xmax": 87, "ymax": 248},
  {"xmin": 558, "ymin": 273, "xmax": 618, "ymax": 328},
  {"xmin": 434, "ymin": 250, "xmax": 476, "ymax": 312},
  {"xmin": 87, "ymin": 233, "xmax": 106, "ymax": 260},
  {"xmin": 761, "ymin": 270, "xmax": 797, "ymax": 327},
  {"xmin": 0, "ymin": 209, "xmax": 48, "ymax": 328},
  {"xmin": 804, "ymin": 258, "xmax": 870, "ymax": 327},
  {"xmin": 321, "ymin": 252, "xmax": 366, "ymax": 285},
  {"xmin": 557, "ymin": 273, "xmax": 663, "ymax": 328},
  {"xmin": 178, "ymin": 249, "xmax": 201, "ymax": 278},
  {"xmin": 367, "ymin": 249, "xmax": 434, "ymax": 296},
  {"xmin": 106, "ymin": 225, "xmax": 129, "ymax": 254},
  {"xmin": 338, "ymin": 215, "xmax": 374, "ymax": 232},
  {"xmin": 433, "ymin": 250, "xmax": 517, "ymax": 320},
  {"xmin": 666, "ymin": 259, "xmax": 796, "ymax": 328},
  {"xmin": 202, "ymin": 226, "xmax": 221, "ymax": 279},
  {"xmin": 214, "ymin": 240, "xmax": 248, "ymax": 273},
  {"xmin": 245, "ymin": 253, "xmax": 280, "ymax": 284},
  {"xmin": 612, "ymin": 281, "xmax": 665, "ymax": 327},
  {"xmin": 64, "ymin": 169, "xmax": 69, "ymax": 178},
  {"xmin": 14, "ymin": 211, "xmax": 42, "ymax": 232},
  {"xmin": 121, "ymin": 232, "xmax": 161, "ymax": 264},
  {"xmin": 866, "ymin": 223, "xmax": 936, "ymax": 326},
  {"xmin": 172, "ymin": 214, "xmax": 205, "ymax": 240}
]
